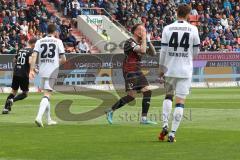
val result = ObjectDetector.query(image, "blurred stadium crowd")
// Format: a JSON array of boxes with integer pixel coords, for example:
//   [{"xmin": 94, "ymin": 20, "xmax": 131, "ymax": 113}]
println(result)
[
  {"xmin": 0, "ymin": 0, "xmax": 77, "ymax": 54},
  {"xmin": 1, "ymin": 0, "xmax": 240, "ymax": 54}
]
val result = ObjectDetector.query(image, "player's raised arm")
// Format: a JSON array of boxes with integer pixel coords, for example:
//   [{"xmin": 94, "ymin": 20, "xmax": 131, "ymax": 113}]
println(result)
[{"xmin": 146, "ymin": 33, "xmax": 156, "ymax": 56}]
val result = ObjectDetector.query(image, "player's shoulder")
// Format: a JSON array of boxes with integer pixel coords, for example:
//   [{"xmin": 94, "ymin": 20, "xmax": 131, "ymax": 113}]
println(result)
[
  {"xmin": 56, "ymin": 38, "xmax": 63, "ymax": 43},
  {"xmin": 20, "ymin": 47, "xmax": 33, "ymax": 53},
  {"xmin": 162, "ymin": 23, "xmax": 172, "ymax": 31},
  {"xmin": 124, "ymin": 38, "xmax": 137, "ymax": 49},
  {"xmin": 125, "ymin": 38, "xmax": 135, "ymax": 43}
]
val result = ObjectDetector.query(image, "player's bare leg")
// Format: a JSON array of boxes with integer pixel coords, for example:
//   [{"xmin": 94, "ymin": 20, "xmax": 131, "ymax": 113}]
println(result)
[{"xmin": 105, "ymin": 90, "xmax": 136, "ymax": 124}]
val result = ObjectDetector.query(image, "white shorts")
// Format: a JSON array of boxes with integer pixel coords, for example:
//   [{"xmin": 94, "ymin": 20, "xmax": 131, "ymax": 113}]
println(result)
[
  {"xmin": 164, "ymin": 77, "xmax": 192, "ymax": 99},
  {"xmin": 40, "ymin": 78, "xmax": 56, "ymax": 91}
]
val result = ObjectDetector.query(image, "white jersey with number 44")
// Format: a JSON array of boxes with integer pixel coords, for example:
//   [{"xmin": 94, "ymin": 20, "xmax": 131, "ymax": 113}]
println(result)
[
  {"xmin": 160, "ymin": 20, "xmax": 200, "ymax": 78},
  {"xmin": 34, "ymin": 35, "xmax": 65, "ymax": 78}
]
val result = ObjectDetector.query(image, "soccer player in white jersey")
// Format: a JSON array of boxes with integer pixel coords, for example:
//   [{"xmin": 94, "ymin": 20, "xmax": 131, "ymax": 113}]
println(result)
[
  {"xmin": 29, "ymin": 24, "xmax": 66, "ymax": 127},
  {"xmin": 158, "ymin": 4, "xmax": 200, "ymax": 142}
]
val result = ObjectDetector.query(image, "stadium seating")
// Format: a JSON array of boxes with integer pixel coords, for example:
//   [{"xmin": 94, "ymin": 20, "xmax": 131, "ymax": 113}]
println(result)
[
  {"xmin": 54, "ymin": 0, "xmax": 240, "ymax": 52},
  {"xmin": 1, "ymin": 0, "xmax": 240, "ymax": 54},
  {"xmin": 41, "ymin": 0, "xmax": 100, "ymax": 54}
]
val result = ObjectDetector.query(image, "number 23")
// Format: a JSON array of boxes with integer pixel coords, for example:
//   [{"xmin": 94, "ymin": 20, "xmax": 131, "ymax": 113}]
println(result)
[{"xmin": 40, "ymin": 43, "xmax": 56, "ymax": 58}]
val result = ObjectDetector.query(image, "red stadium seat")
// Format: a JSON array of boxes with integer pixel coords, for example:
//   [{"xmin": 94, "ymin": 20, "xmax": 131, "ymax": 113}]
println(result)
[
  {"xmin": 237, "ymin": 38, "xmax": 240, "ymax": 44},
  {"xmin": 188, "ymin": 15, "xmax": 200, "ymax": 26}
]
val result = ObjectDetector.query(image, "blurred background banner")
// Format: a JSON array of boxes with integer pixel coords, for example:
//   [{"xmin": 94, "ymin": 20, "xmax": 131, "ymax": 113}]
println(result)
[{"xmin": 1, "ymin": 53, "xmax": 240, "ymax": 88}]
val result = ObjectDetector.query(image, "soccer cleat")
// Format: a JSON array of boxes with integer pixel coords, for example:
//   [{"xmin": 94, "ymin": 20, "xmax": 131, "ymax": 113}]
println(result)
[
  {"xmin": 140, "ymin": 119, "xmax": 158, "ymax": 125},
  {"xmin": 47, "ymin": 120, "xmax": 58, "ymax": 126},
  {"xmin": 6, "ymin": 99, "xmax": 13, "ymax": 111},
  {"xmin": 35, "ymin": 119, "xmax": 44, "ymax": 128},
  {"xmin": 105, "ymin": 110, "xmax": 113, "ymax": 124},
  {"xmin": 158, "ymin": 126, "xmax": 169, "ymax": 141},
  {"xmin": 2, "ymin": 108, "xmax": 9, "ymax": 114},
  {"xmin": 168, "ymin": 134, "xmax": 176, "ymax": 143}
]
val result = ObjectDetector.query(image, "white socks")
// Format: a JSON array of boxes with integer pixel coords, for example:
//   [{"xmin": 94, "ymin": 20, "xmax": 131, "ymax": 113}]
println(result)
[
  {"xmin": 162, "ymin": 98, "xmax": 184, "ymax": 135},
  {"xmin": 141, "ymin": 116, "xmax": 147, "ymax": 121},
  {"xmin": 162, "ymin": 99, "xmax": 173, "ymax": 128},
  {"xmin": 45, "ymin": 102, "xmax": 52, "ymax": 122},
  {"xmin": 36, "ymin": 97, "xmax": 50, "ymax": 122},
  {"xmin": 171, "ymin": 107, "xmax": 184, "ymax": 133}
]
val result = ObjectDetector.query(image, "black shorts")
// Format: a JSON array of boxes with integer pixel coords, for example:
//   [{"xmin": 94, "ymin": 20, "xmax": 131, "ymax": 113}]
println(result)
[
  {"xmin": 11, "ymin": 76, "xmax": 29, "ymax": 92},
  {"xmin": 123, "ymin": 71, "xmax": 149, "ymax": 92}
]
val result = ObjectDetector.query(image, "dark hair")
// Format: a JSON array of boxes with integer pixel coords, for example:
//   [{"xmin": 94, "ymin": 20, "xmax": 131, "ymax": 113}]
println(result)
[
  {"xmin": 28, "ymin": 38, "xmax": 37, "ymax": 45},
  {"xmin": 47, "ymin": 24, "xmax": 56, "ymax": 34},
  {"xmin": 131, "ymin": 23, "xmax": 142, "ymax": 34},
  {"xmin": 177, "ymin": 4, "xmax": 191, "ymax": 18}
]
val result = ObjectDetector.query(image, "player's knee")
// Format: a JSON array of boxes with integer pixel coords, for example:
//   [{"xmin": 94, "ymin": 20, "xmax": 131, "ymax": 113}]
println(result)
[
  {"xmin": 127, "ymin": 91, "xmax": 136, "ymax": 98},
  {"xmin": 11, "ymin": 90, "xmax": 18, "ymax": 95},
  {"xmin": 165, "ymin": 94, "xmax": 174, "ymax": 101},
  {"xmin": 22, "ymin": 92, "xmax": 28, "ymax": 98},
  {"xmin": 20, "ymin": 92, "xmax": 28, "ymax": 99},
  {"xmin": 143, "ymin": 90, "xmax": 152, "ymax": 98},
  {"xmin": 126, "ymin": 95, "xmax": 135, "ymax": 101}
]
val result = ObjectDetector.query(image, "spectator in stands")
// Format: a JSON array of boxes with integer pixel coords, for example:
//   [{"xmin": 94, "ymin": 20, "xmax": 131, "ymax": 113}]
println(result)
[
  {"xmin": 77, "ymin": 38, "xmax": 90, "ymax": 53},
  {"xmin": 60, "ymin": 19, "xmax": 71, "ymax": 40},
  {"xmin": 0, "ymin": 0, "xmax": 78, "ymax": 54},
  {"xmin": 11, "ymin": 11, "xmax": 18, "ymax": 25},
  {"xmin": 64, "ymin": 29, "xmax": 77, "ymax": 46},
  {"xmin": 221, "ymin": 14, "xmax": 229, "ymax": 29},
  {"xmin": 71, "ymin": 3, "xmax": 81, "ymax": 18},
  {"xmin": 223, "ymin": 0, "xmax": 232, "ymax": 11},
  {"xmin": 27, "ymin": 29, "xmax": 35, "ymax": 40},
  {"xmin": 65, "ymin": 43, "xmax": 77, "ymax": 53},
  {"xmin": 234, "ymin": 44, "xmax": 240, "ymax": 52},
  {"xmin": 208, "ymin": 28, "xmax": 219, "ymax": 41},
  {"xmin": 225, "ymin": 27, "xmax": 235, "ymax": 45},
  {"xmin": 9, "ymin": 30, "xmax": 20, "ymax": 46},
  {"xmin": 50, "ymin": 12, "xmax": 60, "ymax": 24},
  {"xmin": 20, "ymin": 20, "xmax": 29, "ymax": 35},
  {"xmin": 215, "ymin": 22, "xmax": 223, "ymax": 31},
  {"xmin": 72, "ymin": 0, "xmax": 80, "ymax": 10},
  {"xmin": 209, "ymin": 44, "xmax": 219, "ymax": 52},
  {"xmin": 0, "ymin": 44, "xmax": 10, "ymax": 54},
  {"xmin": 39, "ymin": 12, "xmax": 48, "ymax": 33},
  {"xmin": 2, "ymin": 11, "xmax": 10, "ymax": 26}
]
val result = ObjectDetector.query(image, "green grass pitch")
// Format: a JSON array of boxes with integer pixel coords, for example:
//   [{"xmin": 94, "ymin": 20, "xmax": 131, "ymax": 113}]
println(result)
[{"xmin": 0, "ymin": 88, "xmax": 240, "ymax": 160}]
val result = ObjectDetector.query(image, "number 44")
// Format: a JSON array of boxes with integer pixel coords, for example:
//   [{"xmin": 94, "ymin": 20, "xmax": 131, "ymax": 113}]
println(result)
[{"xmin": 169, "ymin": 32, "xmax": 190, "ymax": 52}]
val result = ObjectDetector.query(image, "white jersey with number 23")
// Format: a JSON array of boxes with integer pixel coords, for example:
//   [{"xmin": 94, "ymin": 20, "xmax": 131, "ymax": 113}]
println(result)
[{"xmin": 34, "ymin": 35, "xmax": 65, "ymax": 78}]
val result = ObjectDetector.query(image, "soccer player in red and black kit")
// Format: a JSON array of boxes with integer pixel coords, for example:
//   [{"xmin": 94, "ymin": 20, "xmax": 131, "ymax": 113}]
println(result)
[
  {"xmin": 105, "ymin": 24, "xmax": 157, "ymax": 124},
  {"xmin": 2, "ymin": 38, "xmax": 37, "ymax": 114}
]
